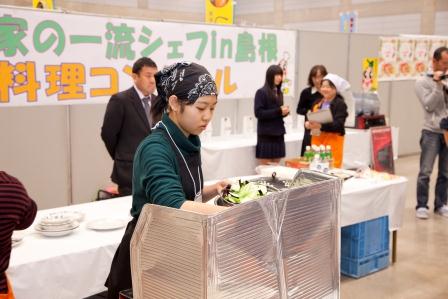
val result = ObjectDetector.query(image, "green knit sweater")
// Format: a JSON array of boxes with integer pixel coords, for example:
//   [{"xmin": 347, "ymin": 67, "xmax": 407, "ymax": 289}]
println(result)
[{"xmin": 130, "ymin": 113, "xmax": 201, "ymax": 218}]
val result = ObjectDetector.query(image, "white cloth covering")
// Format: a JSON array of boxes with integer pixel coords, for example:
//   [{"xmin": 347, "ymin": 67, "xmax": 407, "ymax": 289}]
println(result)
[
  {"xmin": 201, "ymin": 127, "xmax": 399, "ymax": 180},
  {"xmin": 8, "ymin": 172, "xmax": 407, "ymax": 299},
  {"xmin": 324, "ymin": 73, "xmax": 351, "ymax": 92}
]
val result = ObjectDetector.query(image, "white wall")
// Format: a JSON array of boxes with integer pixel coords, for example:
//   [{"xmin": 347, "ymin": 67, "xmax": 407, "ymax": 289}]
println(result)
[
  {"xmin": 435, "ymin": 11, "xmax": 448, "ymax": 35},
  {"xmin": 2, "ymin": 1, "xmax": 444, "ymax": 209}
]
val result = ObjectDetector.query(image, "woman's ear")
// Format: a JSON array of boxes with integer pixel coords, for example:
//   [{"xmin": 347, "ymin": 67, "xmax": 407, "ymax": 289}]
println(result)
[{"xmin": 168, "ymin": 95, "xmax": 179, "ymax": 112}]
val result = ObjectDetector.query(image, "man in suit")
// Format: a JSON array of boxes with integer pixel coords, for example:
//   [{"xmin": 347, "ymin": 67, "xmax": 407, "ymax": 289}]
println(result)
[{"xmin": 101, "ymin": 57, "xmax": 158, "ymax": 196}]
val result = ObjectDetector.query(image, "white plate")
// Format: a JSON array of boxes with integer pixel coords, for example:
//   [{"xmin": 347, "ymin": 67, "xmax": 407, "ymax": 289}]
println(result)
[
  {"xmin": 35, "ymin": 222, "xmax": 79, "ymax": 237},
  {"xmin": 55, "ymin": 210, "xmax": 85, "ymax": 222},
  {"xmin": 37, "ymin": 229, "xmax": 75, "ymax": 237},
  {"xmin": 86, "ymin": 218, "xmax": 127, "ymax": 231},
  {"xmin": 42, "ymin": 210, "xmax": 85, "ymax": 224},
  {"xmin": 37, "ymin": 221, "xmax": 76, "ymax": 231}
]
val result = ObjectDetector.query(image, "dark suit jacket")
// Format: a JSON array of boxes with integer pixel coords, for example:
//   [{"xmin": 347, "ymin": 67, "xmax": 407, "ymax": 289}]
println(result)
[
  {"xmin": 101, "ymin": 87, "xmax": 153, "ymax": 189},
  {"xmin": 254, "ymin": 87, "xmax": 286, "ymax": 136},
  {"xmin": 296, "ymin": 87, "xmax": 323, "ymax": 116}
]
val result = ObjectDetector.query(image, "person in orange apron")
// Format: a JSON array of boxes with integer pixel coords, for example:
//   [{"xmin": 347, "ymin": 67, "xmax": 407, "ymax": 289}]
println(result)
[{"xmin": 305, "ymin": 74, "xmax": 349, "ymax": 168}]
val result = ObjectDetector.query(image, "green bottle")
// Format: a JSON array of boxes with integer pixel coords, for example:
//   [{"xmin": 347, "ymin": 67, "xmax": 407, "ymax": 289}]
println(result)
[
  {"xmin": 326, "ymin": 145, "xmax": 333, "ymax": 168},
  {"xmin": 304, "ymin": 145, "xmax": 312, "ymax": 162}
]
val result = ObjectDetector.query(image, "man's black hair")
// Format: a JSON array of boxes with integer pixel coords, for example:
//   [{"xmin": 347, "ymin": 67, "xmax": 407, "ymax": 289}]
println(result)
[
  {"xmin": 433, "ymin": 46, "xmax": 448, "ymax": 61},
  {"xmin": 132, "ymin": 57, "xmax": 157, "ymax": 74}
]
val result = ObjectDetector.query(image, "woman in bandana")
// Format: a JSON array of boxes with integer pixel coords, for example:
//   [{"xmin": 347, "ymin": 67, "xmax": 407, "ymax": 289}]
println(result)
[
  {"xmin": 305, "ymin": 73, "xmax": 349, "ymax": 168},
  {"xmin": 105, "ymin": 62, "xmax": 228, "ymax": 299}
]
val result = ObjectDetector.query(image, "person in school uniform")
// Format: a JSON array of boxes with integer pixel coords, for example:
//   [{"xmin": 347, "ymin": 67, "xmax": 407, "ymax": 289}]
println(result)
[{"xmin": 254, "ymin": 64, "xmax": 290, "ymax": 165}]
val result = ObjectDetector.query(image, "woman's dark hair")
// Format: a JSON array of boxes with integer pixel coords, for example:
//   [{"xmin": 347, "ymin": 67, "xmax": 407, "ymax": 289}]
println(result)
[
  {"xmin": 263, "ymin": 64, "xmax": 284, "ymax": 103},
  {"xmin": 150, "ymin": 96, "xmax": 191, "ymax": 123},
  {"xmin": 150, "ymin": 95, "xmax": 165, "ymax": 124},
  {"xmin": 307, "ymin": 65, "xmax": 328, "ymax": 87}
]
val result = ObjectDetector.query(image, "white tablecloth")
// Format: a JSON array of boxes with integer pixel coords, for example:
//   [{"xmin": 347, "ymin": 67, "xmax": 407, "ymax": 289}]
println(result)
[
  {"xmin": 201, "ymin": 127, "xmax": 399, "ymax": 180},
  {"xmin": 8, "ymin": 198, "xmax": 132, "ymax": 299},
  {"xmin": 255, "ymin": 166, "xmax": 407, "ymax": 229},
  {"xmin": 8, "ymin": 173, "xmax": 407, "ymax": 299},
  {"xmin": 341, "ymin": 175, "xmax": 407, "ymax": 229}
]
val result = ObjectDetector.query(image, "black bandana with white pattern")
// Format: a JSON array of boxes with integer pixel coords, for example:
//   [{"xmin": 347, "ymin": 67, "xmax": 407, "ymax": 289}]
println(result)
[{"xmin": 155, "ymin": 62, "xmax": 218, "ymax": 104}]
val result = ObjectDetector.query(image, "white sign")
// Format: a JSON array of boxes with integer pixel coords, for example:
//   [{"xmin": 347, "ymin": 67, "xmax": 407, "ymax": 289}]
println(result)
[{"xmin": 0, "ymin": 6, "xmax": 296, "ymax": 106}]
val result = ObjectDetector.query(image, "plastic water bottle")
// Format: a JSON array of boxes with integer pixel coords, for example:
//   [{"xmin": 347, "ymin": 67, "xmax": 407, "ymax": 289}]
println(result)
[
  {"xmin": 326, "ymin": 145, "xmax": 333, "ymax": 168},
  {"xmin": 314, "ymin": 146, "xmax": 321, "ymax": 159},
  {"xmin": 310, "ymin": 152, "xmax": 330, "ymax": 173},
  {"xmin": 319, "ymin": 145, "xmax": 326, "ymax": 161},
  {"xmin": 304, "ymin": 145, "xmax": 313, "ymax": 162},
  {"xmin": 310, "ymin": 154, "xmax": 320, "ymax": 171}
]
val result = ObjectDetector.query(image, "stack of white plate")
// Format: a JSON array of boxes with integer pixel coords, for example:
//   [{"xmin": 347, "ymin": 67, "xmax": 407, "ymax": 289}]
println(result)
[
  {"xmin": 48, "ymin": 210, "xmax": 85, "ymax": 223},
  {"xmin": 35, "ymin": 212, "xmax": 80, "ymax": 237}
]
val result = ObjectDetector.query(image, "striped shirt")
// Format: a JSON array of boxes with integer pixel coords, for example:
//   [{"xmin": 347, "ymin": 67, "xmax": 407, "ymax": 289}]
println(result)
[{"xmin": 0, "ymin": 171, "xmax": 37, "ymax": 294}]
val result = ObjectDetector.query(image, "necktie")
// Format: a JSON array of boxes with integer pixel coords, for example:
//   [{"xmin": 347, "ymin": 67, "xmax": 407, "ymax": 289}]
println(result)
[{"xmin": 142, "ymin": 96, "xmax": 152, "ymax": 126}]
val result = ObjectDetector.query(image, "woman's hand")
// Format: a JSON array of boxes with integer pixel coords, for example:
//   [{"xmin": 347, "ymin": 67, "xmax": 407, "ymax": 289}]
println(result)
[
  {"xmin": 281, "ymin": 105, "xmax": 290, "ymax": 116},
  {"xmin": 202, "ymin": 180, "xmax": 231, "ymax": 202},
  {"xmin": 214, "ymin": 180, "xmax": 231, "ymax": 196},
  {"xmin": 305, "ymin": 120, "xmax": 321, "ymax": 130}
]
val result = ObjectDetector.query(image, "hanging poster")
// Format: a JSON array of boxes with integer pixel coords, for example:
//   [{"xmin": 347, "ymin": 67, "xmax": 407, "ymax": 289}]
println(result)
[
  {"xmin": 413, "ymin": 38, "xmax": 429, "ymax": 76},
  {"xmin": 379, "ymin": 35, "xmax": 448, "ymax": 81},
  {"xmin": 205, "ymin": 0, "xmax": 233, "ymax": 25},
  {"xmin": 339, "ymin": 11, "xmax": 358, "ymax": 33},
  {"xmin": 32, "ymin": 0, "xmax": 53, "ymax": 10},
  {"xmin": 378, "ymin": 37, "xmax": 398, "ymax": 79},
  {"xmin": 362, "ymin": 57, "xmax": 378, "ymax": 92},
  {"xmin": 397, "ymin": 38, "xmax": 414, "ymax": 78}
]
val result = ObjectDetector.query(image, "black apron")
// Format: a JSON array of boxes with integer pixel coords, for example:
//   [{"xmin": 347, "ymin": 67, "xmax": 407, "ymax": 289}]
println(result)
[{"xmin": 105, "ymin": 127, "xmax": 203, "ymax": 299}]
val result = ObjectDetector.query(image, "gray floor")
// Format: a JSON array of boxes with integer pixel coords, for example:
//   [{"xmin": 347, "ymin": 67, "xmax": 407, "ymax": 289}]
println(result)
[{"xmin": 340, "ymin": 154, "xmax": 448, "ymax": 299}]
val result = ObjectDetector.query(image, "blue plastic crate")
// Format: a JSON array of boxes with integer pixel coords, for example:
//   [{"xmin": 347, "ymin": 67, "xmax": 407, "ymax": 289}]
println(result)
[
  {"xmin": 341, "ymin": 216, "xmax": 389, "ymax": 259},
  {"xmin": 341, "ymin": 250, "xmax": 390, "ymax": 278}
]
